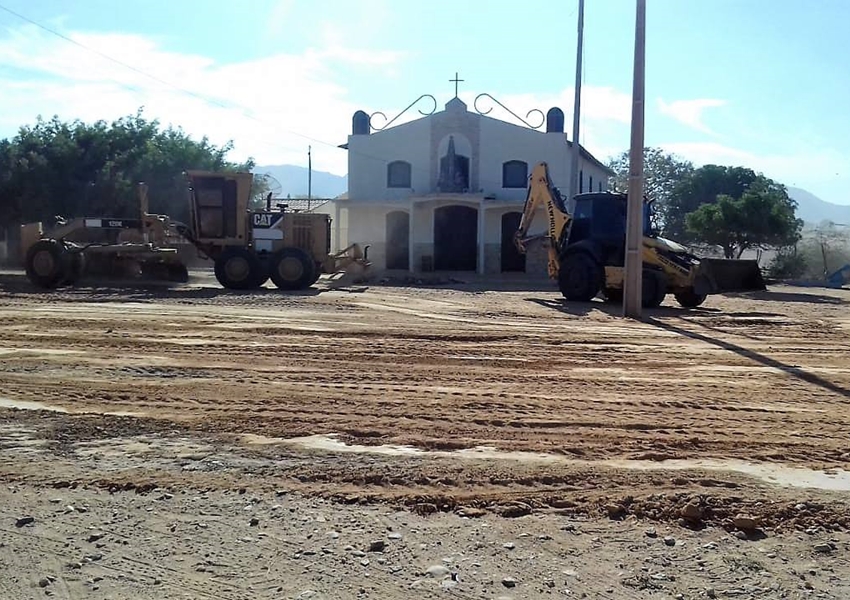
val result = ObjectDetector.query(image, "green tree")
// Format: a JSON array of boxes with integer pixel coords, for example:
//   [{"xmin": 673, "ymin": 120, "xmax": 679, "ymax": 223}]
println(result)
[
  {"xmin": 0, "ymin": 109, "xmax": 254, "ymax": 227},
  {"xmin": 665, "ymin": 164, "xmax": 760, "ymax": 242},
  {"xmin": 766, "ymin": 248, "xmax": 808, "ymax": 280},
  {"xmin": 606, "ymin": 147, "xmax": 694, "ymax": 230},
  {"xmin": 685, "ymin": 179, "xmax": 803, "ymax": 258}
]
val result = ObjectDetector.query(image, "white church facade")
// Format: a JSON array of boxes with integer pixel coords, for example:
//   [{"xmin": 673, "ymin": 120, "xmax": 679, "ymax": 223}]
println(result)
[{"xmin": 328, "ymin": 90, "xmax": 614, "ymax": 278}]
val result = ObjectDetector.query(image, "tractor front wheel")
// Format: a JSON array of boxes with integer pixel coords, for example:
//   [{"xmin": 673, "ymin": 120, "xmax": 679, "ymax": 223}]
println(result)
[{"xmin": 674, "ymin": 288, "xmax": 707, "ymax": 308}]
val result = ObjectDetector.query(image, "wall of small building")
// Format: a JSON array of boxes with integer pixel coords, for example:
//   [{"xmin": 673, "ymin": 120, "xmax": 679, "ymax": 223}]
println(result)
[{"xmin": 345, "ymin": 204, "xmax": 392, "ymax": 269}]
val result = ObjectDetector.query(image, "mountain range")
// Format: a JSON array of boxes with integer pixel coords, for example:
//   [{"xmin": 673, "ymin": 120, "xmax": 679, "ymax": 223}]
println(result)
[
  {"xmin": 255, "ymin": 164, "xmax": 850, "ymax": 225},
  {"xmin": 786, "ymin": 187, "xmax": 850, "ymax": 226}
]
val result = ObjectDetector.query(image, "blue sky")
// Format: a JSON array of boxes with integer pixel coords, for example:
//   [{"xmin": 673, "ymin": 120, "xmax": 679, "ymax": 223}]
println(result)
[{"xmin": 0, "ymin": 0, "xmax": 847, "ymax": 204}]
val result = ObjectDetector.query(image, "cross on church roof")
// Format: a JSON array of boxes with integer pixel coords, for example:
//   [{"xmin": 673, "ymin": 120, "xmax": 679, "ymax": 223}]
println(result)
[{"xmin": 450, "ymin": 72, "xmax": 464, "ymax": 97}]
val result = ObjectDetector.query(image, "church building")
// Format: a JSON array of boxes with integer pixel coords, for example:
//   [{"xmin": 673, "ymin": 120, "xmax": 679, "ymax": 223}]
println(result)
[{"xmin": 328, "ymin": 85, "xmax": 614, "ymax": 278}]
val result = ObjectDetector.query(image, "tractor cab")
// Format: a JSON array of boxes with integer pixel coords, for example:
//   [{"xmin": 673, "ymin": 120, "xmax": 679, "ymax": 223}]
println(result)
[{"xmin": 568, "ymin": 192, "xmax": 655, "ymax": 266}]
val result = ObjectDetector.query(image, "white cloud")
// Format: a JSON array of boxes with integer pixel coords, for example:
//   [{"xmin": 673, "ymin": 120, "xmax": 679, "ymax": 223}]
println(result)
[
  {"xmin": 0, "ymin": 23, "xmax": 405, "ymax": 176},
  {"xmin": 0, "ymin": 17, "xmax": 633, "ymax": 179},
  {"xmin": 657, "ymin": 97, "xmax": 726, "ymax": 135},
  {"xmin": 265, "ymin": 0, "xmax": 295, "ymax": 39}
]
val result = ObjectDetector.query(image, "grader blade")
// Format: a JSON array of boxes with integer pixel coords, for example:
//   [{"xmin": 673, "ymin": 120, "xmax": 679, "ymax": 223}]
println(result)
[
  {"xmin": 324, "ymin": 244, "xmax": 372, "ymax": 285},
  {"xmin": 693, "ymin": 258, "xmax": 766, "ymax": 295}
]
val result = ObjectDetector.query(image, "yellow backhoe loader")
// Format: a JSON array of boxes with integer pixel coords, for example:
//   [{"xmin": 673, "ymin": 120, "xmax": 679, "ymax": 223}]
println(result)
[{"xmin": 514, "ymin": 162, "xmax": 766, "ymax": 308}]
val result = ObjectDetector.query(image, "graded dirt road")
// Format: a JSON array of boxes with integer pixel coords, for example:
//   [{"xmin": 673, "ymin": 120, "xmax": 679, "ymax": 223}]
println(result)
[{"xmin": 1, "ymin": 271, "xmax": 849, "ymax": 599}]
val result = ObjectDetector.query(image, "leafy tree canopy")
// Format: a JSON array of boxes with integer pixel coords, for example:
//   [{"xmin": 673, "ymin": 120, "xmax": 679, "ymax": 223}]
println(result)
[
  {"xmin": 685, "ymin": 178, "xmax": 803, "ymax": 258},
  {"xmin": 665, "ymin": 164, "xmax": 762, "ymax": 242},
  {"xmin": 606, "ymin": 147, "xmax": 694, "ymax": 231},
  {"xmin": 0, "ymin": 108, "xmax": 255, "ymax": 227}
]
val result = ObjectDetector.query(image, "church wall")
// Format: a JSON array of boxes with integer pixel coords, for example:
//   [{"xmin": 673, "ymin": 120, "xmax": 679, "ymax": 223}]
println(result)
[
  {"xmin": 347, "ymin": 118, "xmax": 432, "ymax": 201},
  {"xmin": 478, "ymin": 119, "xmax": 571, "ymax": 200}
]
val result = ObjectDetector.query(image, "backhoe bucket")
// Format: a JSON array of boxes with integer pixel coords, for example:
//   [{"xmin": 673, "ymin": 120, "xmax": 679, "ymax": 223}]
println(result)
[{"xmin": 693, "ymin": 258, "xmax": 766, "ymax": 295}]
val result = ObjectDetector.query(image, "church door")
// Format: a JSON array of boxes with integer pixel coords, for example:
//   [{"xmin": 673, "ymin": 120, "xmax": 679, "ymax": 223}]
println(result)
[
  {"xmin": 500, "ymin": 212, "xmax": 526, "ymax": 272},
  {"xmin": 434, "ymin": 205, "xmax": 477, "ymax": 271},
  {"xmin": 385, "ymin": 211, "xmax": 409, "ymax": 270}
]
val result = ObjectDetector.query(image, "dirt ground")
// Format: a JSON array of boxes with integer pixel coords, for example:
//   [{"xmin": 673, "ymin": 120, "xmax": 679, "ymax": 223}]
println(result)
[{"xmin": 1, "ymin": 270, "xmax": 849, "ymax": 599}]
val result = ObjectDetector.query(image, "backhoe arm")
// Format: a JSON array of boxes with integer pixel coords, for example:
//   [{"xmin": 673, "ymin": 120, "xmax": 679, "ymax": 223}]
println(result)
[{"xmin": 513, "ymin": 162, "xmax": 572, "ymax": 279}]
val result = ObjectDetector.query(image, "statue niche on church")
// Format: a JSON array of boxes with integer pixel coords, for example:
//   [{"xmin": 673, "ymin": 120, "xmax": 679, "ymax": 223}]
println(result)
[{"xmin": 437, "ymin": 135, "xmax": 469, "ymax": 193}]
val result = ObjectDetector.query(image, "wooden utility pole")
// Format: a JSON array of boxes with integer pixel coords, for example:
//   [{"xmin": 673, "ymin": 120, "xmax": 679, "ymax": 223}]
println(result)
[
  {"xmin": 623, "ymin": 0, "xmax": 646, "ymax": 318},
  {"xmin": 568, "ymin": 0, "xmax": 584, "ymax": 203}
]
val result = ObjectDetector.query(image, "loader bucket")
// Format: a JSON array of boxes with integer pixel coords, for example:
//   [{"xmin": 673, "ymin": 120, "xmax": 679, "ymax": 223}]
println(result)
[{"xmin": 693, "ymin": 258, "xmax": 766, "ymax": 296}]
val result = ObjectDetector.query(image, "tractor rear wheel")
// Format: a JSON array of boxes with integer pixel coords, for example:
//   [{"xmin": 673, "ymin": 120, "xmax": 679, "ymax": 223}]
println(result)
[
  {"xmin": 603, "ymin": 288, "xmax": 623, "ymax": 304},
  {"xmin": 214, "ymin": 247, "xmax": 262, "ymax": 290},
  {"xmin": 270, "ymin": 247, "xmax": 316, "ymax": 290},
  {"xmin": 25, "ymin": 239, "xmax": 67, "ymax": 289},
  {"xmin": 641, "ymin": 269, "xmax": 668, "ymax": 308},
  {"xmin": 674, "ymin": 288, "xmax": 707, "ymax": 308},
  {"xmin": 558, "ymin": 252, "xmax": 603, "ymax": 301}
]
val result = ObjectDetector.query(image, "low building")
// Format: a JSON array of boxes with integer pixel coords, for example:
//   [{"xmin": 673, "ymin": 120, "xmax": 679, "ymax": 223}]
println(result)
[{"xmin": 328, "ymin": 90, "xmax": 614, "ymax": 277}]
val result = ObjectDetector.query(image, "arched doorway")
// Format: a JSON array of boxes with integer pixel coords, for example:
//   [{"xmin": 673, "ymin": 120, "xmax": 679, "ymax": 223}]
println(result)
[
  {"xmin": 385, "ymin": 211, "xmax": 409, "ymax": 270},
  {"xmin": 500, "ymin": 212, "xmax": 526, "ymax": 272},
  {"xmin": 434, "ymin": 205, "xmax": 477, "ymax": 271}
]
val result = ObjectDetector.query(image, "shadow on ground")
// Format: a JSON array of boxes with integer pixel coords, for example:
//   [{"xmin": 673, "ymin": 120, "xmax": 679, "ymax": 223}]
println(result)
[{"xmin": 646, "ymin": 317, "xmax": 850, "ymax": 399}]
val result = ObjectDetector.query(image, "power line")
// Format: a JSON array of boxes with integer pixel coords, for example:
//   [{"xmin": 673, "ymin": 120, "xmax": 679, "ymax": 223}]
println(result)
[{"xmin": 0, "ymin": 3, "xmax": 366, "ymax": 165}]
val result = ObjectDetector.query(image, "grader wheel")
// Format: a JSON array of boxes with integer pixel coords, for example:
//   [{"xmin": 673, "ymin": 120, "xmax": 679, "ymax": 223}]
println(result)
[
  {"xmin": 25, "ymin": 239, "xmax": 68, "ymax": 289},
  {"xmin": 214, "ymin": 247, "xmax": 263, "ymax": 290},
  {"xmin": 270, "ymin": 247, "xmax": 316, "ymax": 290}
]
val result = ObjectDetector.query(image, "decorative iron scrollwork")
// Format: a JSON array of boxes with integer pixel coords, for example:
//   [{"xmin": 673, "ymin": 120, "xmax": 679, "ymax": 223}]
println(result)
[
  {"xmin": 369, "ymin": 94, "xmax": 437, "ymax": 131},
  {"xmin": 473, "ymin": 93, "xmax": 545, "ymax": 129}
]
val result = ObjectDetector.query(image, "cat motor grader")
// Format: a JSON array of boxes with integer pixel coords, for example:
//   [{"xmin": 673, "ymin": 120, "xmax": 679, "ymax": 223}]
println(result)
[
  {"xmin": 21, "ymin": 171, "xmax": 370, "ymax": 290},
  {"xmin": 514, "ymin": 162, "xmax": 766, "ymax": 308},
  {"xmin": 21, "ymin": 183, "xmax": 190, "ymax": 288},
  {"xmin": 181, "ymin": 169, "xmax": 369, "ymax": 290}
]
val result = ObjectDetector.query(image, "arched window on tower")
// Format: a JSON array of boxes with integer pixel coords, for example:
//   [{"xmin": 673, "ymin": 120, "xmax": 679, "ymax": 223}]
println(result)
[
  {"xmin": 502, "ymin": 160, "xmax": 528, "ymax": 188},
  {"xmin": 387, "ymin": 161, "xmax": 412, "ymax": 188}
]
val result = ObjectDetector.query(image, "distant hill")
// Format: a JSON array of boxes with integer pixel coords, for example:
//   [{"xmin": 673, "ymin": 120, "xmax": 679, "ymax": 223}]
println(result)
[
  {"xmin": 254, "ymin": 164, "xmax": 348, "ymax": 199},
  {"xmin": 787, "ymin": 187, "xmax": 850, "ymax": 226}
]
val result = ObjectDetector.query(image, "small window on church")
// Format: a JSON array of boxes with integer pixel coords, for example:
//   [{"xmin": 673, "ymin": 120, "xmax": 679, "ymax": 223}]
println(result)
[
  {"xmin": 387, "ymin": 161, "xmax": 411, "ymax": 188},
  {"xmin": 589, "ymin": 175, "xmax": 593, "ymax": 192},
  {"xmin": 502, "ymin": 160, "xmax": 528, "ymax": 188}
]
